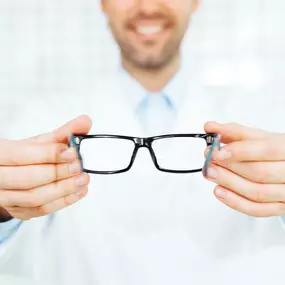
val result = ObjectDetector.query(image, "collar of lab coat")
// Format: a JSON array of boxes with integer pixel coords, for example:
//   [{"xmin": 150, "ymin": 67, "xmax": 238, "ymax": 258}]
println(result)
[{"xmin": 117, "ymin": 59, "xmax": 190, "ymax": 113}]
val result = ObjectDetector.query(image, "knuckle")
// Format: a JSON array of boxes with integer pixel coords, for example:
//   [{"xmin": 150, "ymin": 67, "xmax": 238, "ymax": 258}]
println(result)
[
  {"xmin": 54, "ymin": 177, "xmax": 74, "ymax": 197},
  {"xmin": 63, "ymin": 194, "xmax": 77, "ymax": 207},
  {"xmin": 55, "ymin": 163, "xmax": 73, "ymax": 182},
  {"xmin": 63, "ymin": 184, "xmax": 74, "ymax": 196},
  {"xmin": 52, "ymin": 144, "xmax": 62, "ymax": 162},
  {"xmin": 61, "ymin": 179, "xmax": 75, "ymax": 196},
  {"xmin": 251, "ymin": 186, "xmax": 268, "ymax": 203},
  {"xmin": 52, "ymin": 163, "xmax": 59, "ymax": 182},
  {"xmin": 37, "ymin": 205, "xmax": 51, "ymax": 216},
  {"xmin": 34, "ymin": 164, "xmax": 57, "ymax": 185},
  {"xmin": 63, "ymin": 196, "xmax": 71, "ymax": 207},
  {"xmin": 54, "ymin": 179, "xmax": 62, "ymax": 194},
  {"xmin": 48, "ymin": 143, "xmax": 64, "ymax": 163}
]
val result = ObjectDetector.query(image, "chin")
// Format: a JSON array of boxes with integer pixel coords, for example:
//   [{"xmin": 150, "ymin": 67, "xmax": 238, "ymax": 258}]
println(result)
[
  {"xmin": 132, "ymin": 53, "xmax": 175, "ymax": 70},
  {"xmin": 132, "ymin": 59, "xmax": 167, "ymax": 70}
]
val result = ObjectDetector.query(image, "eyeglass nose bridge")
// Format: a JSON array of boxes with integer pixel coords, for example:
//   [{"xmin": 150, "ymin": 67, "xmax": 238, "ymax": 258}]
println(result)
[
  {"xmin": 134, "ymin": 137, "xmax": 149, "ymax": 147},
  {"xmin": 132, "ymin": 137, "xmax": 158, "ymax": 169}
]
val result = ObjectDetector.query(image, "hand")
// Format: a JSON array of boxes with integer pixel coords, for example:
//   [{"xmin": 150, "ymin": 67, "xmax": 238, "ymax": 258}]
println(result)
[
  {"xmin": 203, "ymin": 121, "xmax": 285, "ymax": 217},
  {"xmin": 0, "ymin": 115, "xmax": 92, "ymax": 221}
]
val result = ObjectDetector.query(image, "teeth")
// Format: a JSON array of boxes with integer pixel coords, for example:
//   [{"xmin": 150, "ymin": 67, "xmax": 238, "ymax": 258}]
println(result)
[{"xmin": 136, "ymin": 26, "xmax": 162, "ymax": 35}]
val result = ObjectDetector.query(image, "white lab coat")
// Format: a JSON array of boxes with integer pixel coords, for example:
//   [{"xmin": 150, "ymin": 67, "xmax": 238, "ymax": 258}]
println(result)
[{"xmin": 1, "ymin": 68, "xmax": 285, "ymax": 285}]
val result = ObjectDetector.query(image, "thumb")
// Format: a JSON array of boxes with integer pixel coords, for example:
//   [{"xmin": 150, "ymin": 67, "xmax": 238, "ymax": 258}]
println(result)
[
  {"xmin": 204, "ymin": 121, "xmax": 273, "ymax": 143},
  {"xmin": 27, "ymin": 115, "xmax": 92, "ymax": 144}
]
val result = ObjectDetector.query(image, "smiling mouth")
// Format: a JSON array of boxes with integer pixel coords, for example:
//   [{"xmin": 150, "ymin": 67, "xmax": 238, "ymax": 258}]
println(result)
[
  {"xmin": 128, "ymin": 21, "xmax": 172, "ymax": 40},
  {"xmin": 136, "ymin": 25, "xmax": 163, "ymax": 36}
]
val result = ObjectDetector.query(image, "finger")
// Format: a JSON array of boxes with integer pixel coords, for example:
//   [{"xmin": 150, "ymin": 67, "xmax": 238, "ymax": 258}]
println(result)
[
  {"xmin": 26, "ymin": 115, "xmax": 92, "ymax": 144},
  {"xmin": 0, "ymin": 159, "xmax": 82, "ymax": 190},
  {"xmin": 212, "ymin": 159, "xmax": 285, "ymax": 184},
  {"xmin": 212, "ymin": 136, "xmax": 285, "ymax": 162},
  {"xmin": 0, "ymin": 140, "xmax": 77, "ymax": 166},
  {"xmin": 38, "ymin": 187, "xmax": 88, "ymax": 215},
  {"xmin": 204, "ymin": 163, "xmax": 285, "ymax": 203},
  {"xmin": 213, "ymin": 186, "xmax": 285, "ymax": 217},
  {"xmin": 5, "ymin": 188, "xmax": 88, "ymax": 219},
  {"xmin": 4, "ymin": 207, "xmax": 34, "ymax": 221},
  {"xmin": 0, "ymin": 173, "xmax": 89, "ymax": 207},
  {"xmin": 204, "ymin": 122, "xmax": 274, "ymax": 144}
]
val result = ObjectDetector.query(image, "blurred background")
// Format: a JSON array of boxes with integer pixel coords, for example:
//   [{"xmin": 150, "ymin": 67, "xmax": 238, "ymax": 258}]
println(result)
[{"xmin": 0, "ymin": 0, "xmax": 284, "ymax": 130}]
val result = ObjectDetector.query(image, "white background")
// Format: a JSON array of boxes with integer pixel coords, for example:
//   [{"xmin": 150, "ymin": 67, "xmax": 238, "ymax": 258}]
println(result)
[{"xmin": 0, "ymin": 0, "xmax": 284, "ymax": 131}]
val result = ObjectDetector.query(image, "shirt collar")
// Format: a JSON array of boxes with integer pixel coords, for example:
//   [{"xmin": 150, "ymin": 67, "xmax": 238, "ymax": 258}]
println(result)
[{"xmin": 118, "ymin": 61, "xmax": 188, "ymax": 111}]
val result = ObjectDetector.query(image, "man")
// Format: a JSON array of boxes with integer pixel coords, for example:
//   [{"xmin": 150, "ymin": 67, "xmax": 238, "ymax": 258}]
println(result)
[{"xmin": 1, "ymin": 0, "xmax": 285, "ymax": 284}]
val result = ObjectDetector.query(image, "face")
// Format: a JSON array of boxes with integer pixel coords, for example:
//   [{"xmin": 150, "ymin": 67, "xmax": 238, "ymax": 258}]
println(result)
[{"xmin": 102, "ymin": 0, "xmax": 198, "ymax": 69}]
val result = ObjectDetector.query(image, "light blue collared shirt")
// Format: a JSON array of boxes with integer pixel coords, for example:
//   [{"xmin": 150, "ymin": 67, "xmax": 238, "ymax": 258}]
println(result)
[
  {"xmin": 118, "ymin": 62, "xmax": 189, "ymax": 136},
  {"xmin": 0, "ymin": 218, "xmax": 22, "ymax": 245},
  {"xmin": 118, "ymin": 63, "xmax": 188, "ymax": 114}
]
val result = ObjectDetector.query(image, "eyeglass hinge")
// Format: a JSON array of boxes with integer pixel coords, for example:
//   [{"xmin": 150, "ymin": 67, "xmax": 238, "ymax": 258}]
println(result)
[
  {"xmin": 74, "ymin": 137, "xmax": 81, "ymax": 145},
  {"xmin": 206, "ymin": 136, "xmax": 214, "ymax": 144}
]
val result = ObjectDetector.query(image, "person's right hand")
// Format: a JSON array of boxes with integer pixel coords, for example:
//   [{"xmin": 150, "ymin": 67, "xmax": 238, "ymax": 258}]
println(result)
[{"xmin": 0, "ymin": 115, "xmax": 92, "ymax": 221}]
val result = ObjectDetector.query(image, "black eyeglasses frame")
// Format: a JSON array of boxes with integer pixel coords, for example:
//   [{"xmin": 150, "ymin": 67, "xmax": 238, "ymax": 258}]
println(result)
[{"xmin": 69, "ymin": 133, "xmax": 219, "ymax": 175}]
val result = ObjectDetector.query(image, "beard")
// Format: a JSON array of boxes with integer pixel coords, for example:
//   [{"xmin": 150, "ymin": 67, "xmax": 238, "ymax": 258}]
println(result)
[
  {"xmin": 114, "ymin": 33, "xmax": 183, "ymax": 70},
  {"xmin": 109, "ymin": 11, "xmax": 187, "ymax": 70}
]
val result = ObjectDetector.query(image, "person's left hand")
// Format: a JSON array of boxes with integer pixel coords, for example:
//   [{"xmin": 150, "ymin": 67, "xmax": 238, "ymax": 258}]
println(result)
[{"xmin": 203, "ymin": 121, "xmax": 285, "ymax": 217}]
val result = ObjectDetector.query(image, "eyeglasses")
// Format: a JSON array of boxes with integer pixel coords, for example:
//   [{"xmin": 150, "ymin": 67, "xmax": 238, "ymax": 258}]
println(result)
[{"xmin": 69, "ymin": 133, "xmax": 221, "ymax": 175}]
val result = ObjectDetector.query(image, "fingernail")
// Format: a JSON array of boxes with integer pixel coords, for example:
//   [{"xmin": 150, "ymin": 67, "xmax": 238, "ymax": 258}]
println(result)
[
  {"xmin": 215, "ymin": 188, "xmax": 226, "ymax": 200},
  {"xmin": 217, "ymin": 149, "xmax": 231, "ymax": 160},
  {"xmin": 69, "ymin": 161, "xmax": 81, "ymax": 174},
  {"xmin": 75, "ymin": 174, "xmax": 87, "ymax": 187},
  {"xmin": 76, "ymin": 187, "xmax": 88, "ymax": 197},
  {"xmin": 60, "ymin": 148, "xmax": 76, "ymax": 161},
  {"xmin": 207, "ymin": 167, "xmax": 218, "ymax": 179}
]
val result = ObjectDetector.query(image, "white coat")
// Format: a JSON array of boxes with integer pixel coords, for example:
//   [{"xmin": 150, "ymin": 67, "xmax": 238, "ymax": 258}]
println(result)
[{"xmin": 1, "ymin": 64, "xmax": 285, "ymax": 285}]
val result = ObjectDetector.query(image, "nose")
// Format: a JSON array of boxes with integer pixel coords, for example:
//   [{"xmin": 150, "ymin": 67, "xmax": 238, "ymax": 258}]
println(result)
[{"xmin": 138, "ymin": 0, "xmax": 160, "ymax": 15}]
